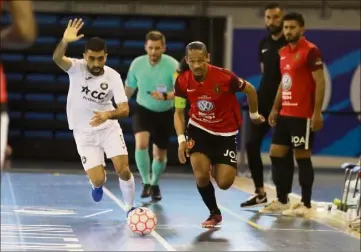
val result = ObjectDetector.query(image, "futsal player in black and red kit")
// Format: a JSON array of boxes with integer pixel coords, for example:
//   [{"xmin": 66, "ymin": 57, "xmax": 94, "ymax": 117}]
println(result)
[
  {"xmin": 174, "ymin": 42, "xmax": 265, "ymax": 228},
  {"xmin": 0, "ymin": 0, "xmax": 36, "ymax": 169},
  {"xmin": 268, "ymin": 12, "xmax": 325, "ymax": 217}
]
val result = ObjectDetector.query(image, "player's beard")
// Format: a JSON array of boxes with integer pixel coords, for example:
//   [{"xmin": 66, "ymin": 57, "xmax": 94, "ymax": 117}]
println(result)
[
  {"xmin": 285, "ymin": 33, "xmax": 301, "ymax": 43},
  {"xmin": 266, "ymin": 24, "xmax": 282, "ymax": 35},
  {"xmin": 88, "ymin": 66, "xmax": 104, "ymax": 76}
]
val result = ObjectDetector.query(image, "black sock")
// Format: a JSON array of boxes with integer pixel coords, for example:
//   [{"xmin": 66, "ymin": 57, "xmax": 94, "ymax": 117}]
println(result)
[
  {"xmin": 197, "ymin": 182, "xmax": 221, "ymax": 214},
  {"xmin": 270, "ymin": 156, "xmax": 288, "ymax": 204},
  {"xmin": 296, "ymin": 158, "xmax": 314, "ymax": 208},
  {"xmin": 284, "ymin": 149, "xmax": 295, "ymax": 194}
]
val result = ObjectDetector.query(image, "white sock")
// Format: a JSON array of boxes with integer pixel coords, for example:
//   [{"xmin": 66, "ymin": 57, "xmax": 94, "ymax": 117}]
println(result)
[{"xmin": 119, "ymin": 174, "xmax": 135, "ymax": 210}]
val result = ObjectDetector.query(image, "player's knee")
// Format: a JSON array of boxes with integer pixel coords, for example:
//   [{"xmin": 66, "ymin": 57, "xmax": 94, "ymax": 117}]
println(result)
[
  {"xmin": 269, "ymin": 144, "xmax": 288, "ymax": 157},
  {"xmin": 217, "ymin": 180, "xmax": 233, "ymax": 190},
  {"xmin": 116, "ymin": 167, "xmax": 131, "ymax": 181},
  {"xmin": 294, "ymin": 149, "xmax": 311, "ymax": 159},
  {"xmin": 196, "ymin": 174, "xmax": 210, "ymax": 187}
]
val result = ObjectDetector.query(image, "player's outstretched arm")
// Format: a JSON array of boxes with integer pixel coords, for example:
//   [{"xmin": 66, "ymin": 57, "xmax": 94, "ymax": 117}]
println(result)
[
  {"xmin": 0, "ymin": 0, "xmax": 37, "ymax": 49},
  {"xmin": 53, "ymin": 19, "xmax": 84, "ymax": 72}
]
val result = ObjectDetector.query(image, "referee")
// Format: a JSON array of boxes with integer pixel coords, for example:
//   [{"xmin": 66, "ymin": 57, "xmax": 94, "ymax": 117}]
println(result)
[{"xmin": 240, "ymin": 3, "xmax": 294, "ymax": 208}]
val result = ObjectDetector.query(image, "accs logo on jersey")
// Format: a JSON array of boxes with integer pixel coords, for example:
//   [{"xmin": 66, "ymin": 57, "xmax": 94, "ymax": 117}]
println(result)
[{"xmin": 197, "ymin": 100, "xmax": 215, "ymax": 112}]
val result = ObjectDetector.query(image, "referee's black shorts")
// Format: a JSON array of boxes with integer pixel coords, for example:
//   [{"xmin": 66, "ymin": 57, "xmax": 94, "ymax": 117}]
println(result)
[
  {"xmin": 271, "ymin": 115, "xmax": 314, "ymax": 150},
  {"xmin": 132, "ymin": 103, "xmax": 173, "ymax": 150}
]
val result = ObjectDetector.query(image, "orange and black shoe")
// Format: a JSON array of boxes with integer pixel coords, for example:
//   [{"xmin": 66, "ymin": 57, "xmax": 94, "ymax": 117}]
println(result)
[{"xmin": 201, "ymin": 211, "xmax": 222, "ymax": 228}]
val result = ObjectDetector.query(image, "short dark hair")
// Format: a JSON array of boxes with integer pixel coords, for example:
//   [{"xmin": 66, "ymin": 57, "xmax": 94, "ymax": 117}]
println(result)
[
  {"xmin": 185, "ymin": 41, "xmax": 208, "ymax": 56},
  {"xmin": 85, "ymin": 37, "xmax": 107, "ymax": 53},
  {"xmin": 145, "ymin": 30, "xmax": 166, "ymax": 44},
  {"xmin": 283, "ymin": 12, "xmax": 305, "ymax": 27},
  {"xmin": 264, "ymin": 2, "xmax": 283, "ymax": 11}
]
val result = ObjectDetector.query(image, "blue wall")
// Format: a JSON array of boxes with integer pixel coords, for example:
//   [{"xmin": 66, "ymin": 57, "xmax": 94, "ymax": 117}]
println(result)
[{"xmin": 232, "ymin": 29, "xmax": 360, "ymax": 157}]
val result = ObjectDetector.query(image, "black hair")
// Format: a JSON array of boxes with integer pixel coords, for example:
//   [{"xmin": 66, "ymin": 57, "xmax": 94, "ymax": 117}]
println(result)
[
  {"xmin": 283, "ymin": 12, "xmax": 305, "ymax": 27},
  {"xmin": 177, "ymin": 57, "xmax": 189, "ymax": 74},
  {"xmin": 177, "ymin": 41, "xmax": 208, "ymax": 74},
  {"xmin": 85, "ymin": 37, "xmax": 107, "ymax": 53},
  {"xmin": 264, "ymin": 2, "xmax": 283, "ymax": 11},
  {"xmin": 185, "ymin": 41, "xmax": 208, "ymax": 56}
]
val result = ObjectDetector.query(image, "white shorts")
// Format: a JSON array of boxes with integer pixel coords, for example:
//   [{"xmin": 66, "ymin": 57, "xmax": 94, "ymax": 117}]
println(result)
[
  {"xmin": 73, "ymin": 123, "xmax": 128, "ymax": 171},
  {"xmin": 0, "ymin": 112, "xmax": 9, "ymax": 169}
]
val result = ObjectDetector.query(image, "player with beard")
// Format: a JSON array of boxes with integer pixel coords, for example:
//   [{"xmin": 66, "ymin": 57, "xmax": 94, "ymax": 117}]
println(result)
[
  {"xmin": 125, "ymin": 31, "xmax": 178, "ymax": 201},
  {"xmin": 268, "ymin": 12, "xmax": 325, "ymax": 217},
  {"xmin": 174, "ymin": 41, "xmax": 265, "ymax": 228},
  {"xmin": 241, "ymin": 3, "xmax": 295, "ymax": 210},
  {"xmin": 0, "ymin": 0, "xmax": 37, "ymax": 169},
  {"xmin": 52, "ymin": 19, "xmax": 136, "ymax": 217}
]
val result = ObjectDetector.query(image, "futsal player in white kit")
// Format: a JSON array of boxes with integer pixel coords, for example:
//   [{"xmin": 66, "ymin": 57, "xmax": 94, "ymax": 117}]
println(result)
[{"xmin": 52, "ymin": 18, "xmax": 136, "ymax": 217}]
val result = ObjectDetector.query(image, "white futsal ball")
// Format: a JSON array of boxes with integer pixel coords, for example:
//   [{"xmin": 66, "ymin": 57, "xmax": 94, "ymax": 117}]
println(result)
[{"xmin": 127, "ymin": 207, "xmax": 157, "ymax": 236}]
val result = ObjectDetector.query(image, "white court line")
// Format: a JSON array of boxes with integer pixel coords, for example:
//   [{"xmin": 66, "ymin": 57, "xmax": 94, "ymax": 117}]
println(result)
[
  {"xmin": 102, "ymin": 187, "xmax": 176, "ymax": 251},
  {"xmin": 83, "ymin": 209, "xmax": 113, "ymax": 218}
]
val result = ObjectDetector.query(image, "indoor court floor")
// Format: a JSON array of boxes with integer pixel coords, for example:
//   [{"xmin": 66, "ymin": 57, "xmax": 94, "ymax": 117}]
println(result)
[{"xmin": 1, "ymin": 162, "xmax": 360, "ymax": 251}]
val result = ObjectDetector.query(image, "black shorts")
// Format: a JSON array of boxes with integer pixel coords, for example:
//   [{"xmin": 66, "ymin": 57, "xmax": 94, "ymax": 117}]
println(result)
[
  {"xmin": 132, "ymin": 103, "xmax": 173, "ymax": 150},
  {"xmin": 272, "ymin": 115, "xmax": 314, "ymax": 150},
  {"xmin": 186, "ymin": 124, "xmax": 238, "ymax": 168}
]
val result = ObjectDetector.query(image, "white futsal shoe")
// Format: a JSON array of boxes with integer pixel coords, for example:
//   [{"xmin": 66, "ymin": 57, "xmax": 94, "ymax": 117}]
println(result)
[
  {"xmin": 259, "ymin": 200, "xmax": 290, "ymax": 213},
  {"xmin": 282, "ymin": 202, "xmax": 312, "ymax": 218}
]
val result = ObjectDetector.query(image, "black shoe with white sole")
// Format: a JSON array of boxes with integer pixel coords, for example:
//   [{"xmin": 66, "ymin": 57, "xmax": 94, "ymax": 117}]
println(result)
[{"xmin": 240, "ymin": 193, "xmax": 268, "ymax": 208}]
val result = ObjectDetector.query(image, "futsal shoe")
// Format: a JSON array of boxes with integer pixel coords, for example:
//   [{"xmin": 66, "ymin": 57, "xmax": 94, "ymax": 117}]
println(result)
[
  {"xmin": 91, "ymin": 186, "xmax": 103, "ymax": 202},
  {"xmin": 259, "ymin": 200, "xmax": 290, "ymax": 213},
  {"xmin": 151, "ymin": 185, "xmax": 162, "ymax": 201},
  {"xmin": 282, "ymin": 203, "xmax": 311, "ymax": 218},
  {"xmin": 201, "ymin": 211, "xmax": 222, "ymax": 228},
  {"xmin": 240, "ymin": 193, "xmax": 268, "ymax": 208},
  {"xmin": 126, "ymin": 206, "xmax": 136, "ymax": 218},
  {"xmin": 141, "ymin": 184, "xmax": 151, "ymax": 198}
]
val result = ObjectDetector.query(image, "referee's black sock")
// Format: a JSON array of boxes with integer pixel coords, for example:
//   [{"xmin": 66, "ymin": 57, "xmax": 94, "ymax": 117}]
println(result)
[
  {"xmin": 296, "ymin": 158, "xmax": 314, "ymax": 208},
  {"xmin": 197, "ymin": 181, "xmax": 221, "ymax": 215},
  {"xmin": 270, "ymin": 156, "xmax": 288, "ymax": 204}
]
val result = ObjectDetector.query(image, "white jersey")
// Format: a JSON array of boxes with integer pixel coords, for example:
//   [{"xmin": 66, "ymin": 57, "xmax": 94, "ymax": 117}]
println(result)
[{"xmin": 65, "ymin": 58, "xmax": 128, "ymax": 131}]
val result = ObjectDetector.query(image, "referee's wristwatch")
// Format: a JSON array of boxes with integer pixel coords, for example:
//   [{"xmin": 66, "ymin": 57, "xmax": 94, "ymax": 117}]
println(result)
[{"xmin": 162, "ymin": 92, "xmax": 168, "ymax": 100}]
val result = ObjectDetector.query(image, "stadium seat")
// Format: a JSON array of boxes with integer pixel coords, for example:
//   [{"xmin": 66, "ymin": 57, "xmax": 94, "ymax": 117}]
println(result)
[
  {"xmin": 6, "ymin": 73, "xmax": 23, "ymax": 81},
  {"xmin": 35, "ymin": 14, "xmax": 58, "ymax": 24},
  {"xmin": 93, "ymin": 17, "xmax": 122, "ymax": 28},
  {"xmin": 25, "ymin": 112, "xmax": 54, "ymax": 120},
  {"xmin": 7, "ymin": 93, "xmax": 22, "ymax": 101},
  {"xmin": 24, "ymin": 130, "xmax": 53, "ymax": 138},
  {"xmin": 59, "ymin": 16, "xmax": 92, "ymax": 26},
  {"xmin": 26, "ymin": 74, "xmax": 56, "ymax": 83},
  {"xmin": 9, "ymin": 130, "xmax": 21, "ymax": 137},
  {"xmin": 9, "ymin": 112, "xmax": 22, "ymax": 119},
  {"xmin": 27, "ymin": 55, "xmax": 53, "ymax": 63},
  {"xmin": 57, "ymin": 95, "xmax": 67, "ymax": 103},
  {"xmin": 167, "ymin": 42, "xmax": 185, "ymax": 51},
  {"xmin": 55, "ymin": 131, "xmax": 73, "ymax": 139},
  {"xmin": 56, "ymin": 113, "xmax": 67, "ymax": 121},
  {"xmin": 1, "ymin": 54, "xmax": 24, "ymax": 62},
  {"xmin": 156, "ymin": 21, "xmax": 186, "ymax": 31},
  {"xmin": 25, "ymin": 94, "xmax": 54, "ymax": 101},
  {"xmin": 123, "ymin": 40, "xmax": 144, "ymax": 48},
  {"xmin": 123, "ymin": 19, "xmax": 153, "ymax": 29},
  {"xmin": 35, "ymin": 37, "xmax": 57, "ymax": 45},
  {"xmin": 0, "ymin": 12, "xmax": 11, "ymax": 25},
  {"xmin": 57, "ymin": 75, "xmax": 69, "ymax": 84}
]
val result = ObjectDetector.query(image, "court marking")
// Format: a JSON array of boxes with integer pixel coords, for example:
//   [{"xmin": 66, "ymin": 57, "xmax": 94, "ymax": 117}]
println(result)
[
  {"xmin": 83, "ymin": 209, "xmax": 113, "ymax": 218},
  {"xmin": 102, "ymin": 186, "xmax": 176, "ymax": 251},
  {"xmin": 232, "ymin": 175, "xmax": 361, "ymax": 238},
  {"xmin": 218, "ymin": 205, "xmax": 265, "ymax": 230}
]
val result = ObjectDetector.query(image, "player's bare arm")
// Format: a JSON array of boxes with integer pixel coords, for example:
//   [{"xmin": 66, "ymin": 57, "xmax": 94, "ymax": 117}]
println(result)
[
  {"xmin": 125, "ymin": 86, "xmax": 136, "ymax": 99},
  {"xmin": 53, "ymin": 19, "xmax": 84, "ymax": 72},
  {"xmin": 89, "ymin": 102, "xmax": 129, "ymax": 127},
  {"xmin": 174, "ymin": 93, "xmax": 188, "ymax": 164},
  {"xmin": 0, "ymin": 0, "xmax": 37, "ymax": 49},
  {"xmin": 310, "ymin": 60, "xmax": 325, "ymax": 132},
  {"xmin": 269, "ymin": 83, "xmax": 282, "ymax": 127},
  {"xmin": 238, "ymin": 79, "xmax": 265, "ymax": 124}
]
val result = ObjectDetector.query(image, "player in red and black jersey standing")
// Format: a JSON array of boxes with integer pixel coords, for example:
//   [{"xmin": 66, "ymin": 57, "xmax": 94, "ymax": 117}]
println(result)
[
  {"xmin": 0, "ymin": 0, "xmax": 37, "ymax": 169},
  {"xmin": 174, "ymin": 41, "xmax": 265, "ymax": 228},
  {"xmin": 263, "ymin": 12, "xmax": 325, "ymax": 217}
]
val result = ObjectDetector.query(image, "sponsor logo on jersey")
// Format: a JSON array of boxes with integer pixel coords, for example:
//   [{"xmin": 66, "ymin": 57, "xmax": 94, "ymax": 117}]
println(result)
[{"xmin": 197, "ymin": 100, "xmax": 215, "ymax": 112}]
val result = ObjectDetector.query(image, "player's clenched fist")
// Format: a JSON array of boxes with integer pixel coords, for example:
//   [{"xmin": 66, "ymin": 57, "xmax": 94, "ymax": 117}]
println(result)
[{"xmin": 63, "ymin": 18, "xmax": 84, "ymax": 43}]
